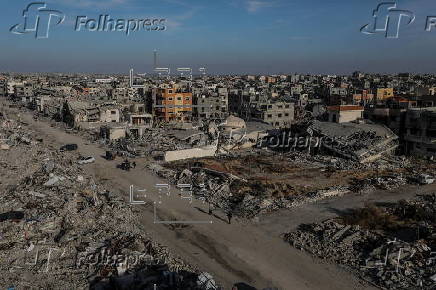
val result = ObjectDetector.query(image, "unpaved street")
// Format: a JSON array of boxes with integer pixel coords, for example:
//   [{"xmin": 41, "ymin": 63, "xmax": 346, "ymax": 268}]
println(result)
[{"xmin": 4, "ymin": 103, "xmax": 381, "ymax": 289}]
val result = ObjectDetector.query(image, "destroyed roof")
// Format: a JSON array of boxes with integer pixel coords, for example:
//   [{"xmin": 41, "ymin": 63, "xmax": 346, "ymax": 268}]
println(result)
[
  {"xmin": 167, "ymin": 129, "xmax": 203, "ymax": 141},
  {"xmin": 99, "ymin": 103, "xmax": 123, "ymax": 111},
  {"xmin": 408, "ymin": 106, "xmax": 436, "ymax": 113},
  {"xmin": 311, "ymin": 120, "xmax": 395, "ymax": 138},
  {"xmin": 128, "ymin": 113, "xmax": 153, "ymax": 117},
  {"xmin": 224, "ymin": 115, "xmax": 246, "ymax": 129},
  {"xmin": 245, "ymin": 121, "xmax": 274, "ymax": 133},
  {"xmin": 101, "ymin": 122, "xmax": 127, "ymax": 128},
  {"xmin": 327, "ymin": 105, "xmax": 364, "ymax": 111},
  {"xmin": 67, "ymin": 101, "xmax": 94, "ymax": 112}
]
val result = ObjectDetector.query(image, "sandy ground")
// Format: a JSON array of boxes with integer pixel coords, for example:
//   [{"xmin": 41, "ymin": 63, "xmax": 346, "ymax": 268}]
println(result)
[
  {"xmin": 257, "ymin": 183, "xmax": 436, "ymax": 238},
  {"xmin": 0, "ymin": 103, "xmax": 399, "ymax": 289}
]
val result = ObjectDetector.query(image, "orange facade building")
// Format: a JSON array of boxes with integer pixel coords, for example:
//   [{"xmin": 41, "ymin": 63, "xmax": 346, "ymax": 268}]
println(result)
[{"xmin": 154, "ymin": 88, "xmax": 192, "ymax": 122}]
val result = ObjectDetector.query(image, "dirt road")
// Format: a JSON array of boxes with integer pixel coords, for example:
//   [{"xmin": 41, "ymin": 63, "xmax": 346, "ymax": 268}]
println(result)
[{"xmin": 5, "ymin": 105, "xmax": 377, "ymax": 289}]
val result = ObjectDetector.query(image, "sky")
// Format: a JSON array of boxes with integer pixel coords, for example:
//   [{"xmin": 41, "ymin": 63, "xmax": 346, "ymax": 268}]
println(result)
[{"xmin": 1, "ymin": 0, "xmax": 436, "ymax": 75}]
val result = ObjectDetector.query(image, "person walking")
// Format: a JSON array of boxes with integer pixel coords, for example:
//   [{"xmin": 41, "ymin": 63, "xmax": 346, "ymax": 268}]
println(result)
[
  {"xmin": 227, "ymin": 211, "xmax": 233, "ymax": 224},
  {"xmin": 208, "ymin": 202, "xmax": 214, "ymax": 215}
]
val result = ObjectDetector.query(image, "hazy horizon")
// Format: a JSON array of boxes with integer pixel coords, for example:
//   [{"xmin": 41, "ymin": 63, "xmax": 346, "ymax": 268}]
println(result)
[{"xmin": 2, "ymin": 0, "xmax": 436, "ymax": 74}]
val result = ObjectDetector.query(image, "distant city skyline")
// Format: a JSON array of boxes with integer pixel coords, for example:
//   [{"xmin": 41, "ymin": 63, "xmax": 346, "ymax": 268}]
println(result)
[{"xmin": 2, "ymin": 0, "xmax": 436, "ymax": 74}]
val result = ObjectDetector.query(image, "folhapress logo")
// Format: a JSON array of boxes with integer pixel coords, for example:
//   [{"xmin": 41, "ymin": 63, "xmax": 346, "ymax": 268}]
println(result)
[
  {"xmin": 10, "ymin": 2, "xmax": 167, "ymax": 39},
  {"xmin": 75, "ymin": 15, "xmax": 166, "ymax": 35},
  {"xmin": 10, "ymin": 2, "xmax": 65, "ymax": 39},
  {"xmin": 360, "ymin": 2, "xmax": 415, "ymax": 38}
]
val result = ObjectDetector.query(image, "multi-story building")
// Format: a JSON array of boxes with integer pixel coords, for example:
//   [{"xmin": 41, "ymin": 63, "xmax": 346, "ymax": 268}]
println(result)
[
  {"xmin": 329, "ymin": 87, "xmax": 348, "ymax": 96},
  {"xmin": 327, "ymin": 105, "xmax": 364, "ymax": 123},
  {"xmin": 352, "ymin": 90, "xmax": 374, "ymax": 104},
  {"xmin": 7, "ymin": 81, "xmax": 22, "ymax": 96},
  {"xmin": 110, "ymin": 88, "xmax": 128, "ymax": 102},
  {"xmin": 153, "ymin": 88, "xmax": 192, "ymax": 122},
  {"xmin": 404, "ymin": 107, "xmax": 436, "ymax": 158},
  {"xmin": 365, "ymin": 98, "xmax": 416, "ymax": 152},
  {"xmin": 99, "ymin": 105, "xmax": 122, "ymax": 123},
  {"xmin": 193, "ymin": 88, "xmax": 228, "ymax": 121},
  {"xmin": 252, "ymin": 101, "xmax": 294, "ymax": 128},
  {"xmin": 0, "ymin": 80, "xmax": 6, "ymax": 97},
  {"xmin": 376, "ymin": 88, "xmax": 394, "ymax": 100},
  {"xmin": 14, "ymin": 84, "xmax": 25, "ymax": 99},
  {"xmin": 415, "ymin": 86, "xmax": 436, "ymax": 97}
]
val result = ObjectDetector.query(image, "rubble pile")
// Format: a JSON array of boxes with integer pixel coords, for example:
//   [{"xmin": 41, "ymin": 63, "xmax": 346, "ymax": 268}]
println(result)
[
  {"xmin": 0, "ymin": 119, "xmax": 35, "ymax": 148},
  {"xmin": 108, "ymin": 129, "xmax": 193, "ymax": 158},
  {"xmin": 307, "ymin": 121, "xmax": 399, "ymax": 163},
  {"xmin": 349, "ymin": 175, "xmax": 409, "ymax": 192},
  {"xmin": 0, "ymin": 119, "xmax": 218, "ymax": 289},
  {"xmin": 152, "ymin": 145, "xmax": 434, "ymax": 219},
  {"xmin": 157, "ymin": 157, "xmax": 351, "ymax": 218},
  {"xmin": 283, "ymin": 195, "xmax": 436, "ymax": 289},
  {"xmin": 334, "ymin": 131, "xmax": 383, "ymax": 153}
]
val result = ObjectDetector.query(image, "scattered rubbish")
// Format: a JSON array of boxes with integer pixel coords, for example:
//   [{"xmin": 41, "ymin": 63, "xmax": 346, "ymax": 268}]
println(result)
[
  {"xmin": 0, "ymin": 115, "xmax": 218, "ymax": 289},
  {"xmin": 77, "ymin": 156, "xmax": 95, "ymax": 165},
  {"xmin": 43, "ymin": 175, "xmax": 65, "ymax": 187},
  {"xmin": 60, "ymin": 144, "xmax": 78, "ymax": 152},
  {"xmin": 0, "ymin": 211, "xmax": 24, "ymax": 222},
  {"xmin": 283, "ymin": 194, "xmax": 436, "ymax": 290}
]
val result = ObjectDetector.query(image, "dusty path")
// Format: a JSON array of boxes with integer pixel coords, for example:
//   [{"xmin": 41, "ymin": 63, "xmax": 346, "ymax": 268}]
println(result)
[
  {"xmin": 4, "ymin": 104, "xmax": 378, "ymax": 290},
  {"xmin": 258, "ymin": 183, "xmax": 436, "ymax": 238}
]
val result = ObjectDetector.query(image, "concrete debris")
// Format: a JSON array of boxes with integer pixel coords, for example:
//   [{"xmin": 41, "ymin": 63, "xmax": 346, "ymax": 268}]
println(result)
[
  {"xmin": 159, "ymin": 157, "xmax": 352, "ymax": 218},
  {"xmin": 1, "ymin": 144, "xmax": 10, "ymax": 150},
  {"xmin": 283, "ymin": 194, "xmax": 436, "ymax": 290},
  {"xmin": 0, "ymin": 117, "xmax": 220, "ymax": 289},
  {"xmin": 43, "ymin": 175, "xmax": 66, "ymax": 187},
  {"xmin": 196, "ymin": 272, "xmax": 218, "ymax": 290},
  {"xmin": 0, "ymin": 211, "xmax": 25, "ymax": 222},
  {"xmin": 107, "ymin": 128, "xmax": 199, "ymax": 158},
  {"xmin": 155, "ymin": 146, "xmax": 435, "ymax": 219},
  {"xmin": 309, "ymin": 121, "xmax": 399, "ymax": 163},
  {"xmin": 164, "ymin": 145, "xmax": 218, "ymax": 162}
]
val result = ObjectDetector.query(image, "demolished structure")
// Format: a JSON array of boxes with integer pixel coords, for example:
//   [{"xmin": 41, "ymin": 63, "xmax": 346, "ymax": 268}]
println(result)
[
  {"xmin": 310, "ymin": 121, "xmax": 399, "ymax": 163},
  {"xmin": 0, "ymin": 112, "xmax": 220, "ymax": 289},
  {"xmin": 284, "ymin": 194, "xmax": 436, "ymax": 290}
]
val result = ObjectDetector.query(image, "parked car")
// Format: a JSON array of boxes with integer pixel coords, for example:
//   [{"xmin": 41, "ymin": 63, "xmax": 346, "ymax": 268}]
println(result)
[
  {"xmin": 77, "ymin": 156, "xmax": 95, "ymax": 165},
  {"xmin": 417, "ymin": 174, "xmax": 435, "ymax": 185},
  {"xmin": 60, "ymin": 144, "xmax": 78, "ymax": 152},
  {"xmin": 117, "ymin": 160, "xmax": 131, "ymax": 171},
  {"xmin": 106, "ymin": 151, "xmax": 117, "ymax": 160}
]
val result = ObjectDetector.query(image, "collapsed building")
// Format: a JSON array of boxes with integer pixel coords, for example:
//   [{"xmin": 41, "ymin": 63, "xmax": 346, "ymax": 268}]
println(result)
[
  {"xmin": 257, "ymin": 120, "xmax": 399, "ymax": 163},
  {"xmin": 310, "ymin": 121, "xmax": 399, "ymax": 163},
  {"xmin": 0, "ymin": 112, "xmax": 220, "ymax": 289},
  {"xmin": 404, "ymin": 107, "xmax": 436, "ymax": 159},
  {"xmin": 283, "ymin": 194, "xmax": 436, "ymax": 290}
]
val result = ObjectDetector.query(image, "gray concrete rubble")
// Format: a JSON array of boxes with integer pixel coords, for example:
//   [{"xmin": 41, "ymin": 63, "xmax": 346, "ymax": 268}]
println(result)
[
  {"xmin": 0, "ymin": 117, "xmax": 220, "ymax": 289},
  {"xmin": 283, "ymin": 194, "xmax": 436, "ymax": 290},
  {"xmin": 309, "ymin": 121, "xmax": 399, "ymax": 163},
  {"xmin": 151, "ymin": 145, "xmax": 435, "ymax": 220}
]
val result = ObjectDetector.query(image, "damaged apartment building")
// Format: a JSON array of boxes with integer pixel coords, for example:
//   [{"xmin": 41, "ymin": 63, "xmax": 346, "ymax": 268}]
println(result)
[
  {"xmin": 125, "ymin": 103, "xmax": 153, "ymax": 138},
  {"xmin": 229, "ymin": 90, "xmax": 295, "ymax": 128},
  {"xmin": 151, "ymin": 87, "xmax": 193, "ymax": 123},
  {"xmin": 61, "ymin": 101, "xmax": 106, "ymax": 128},
  {"xmin": 310, "ymin": 121, "xmax": 399, "ymax": 163},
  {"xmin": 404, "ymin": 107, "xmax": 436, "ymax": 158},
  {"xmin": 0, "ymin": 80, "xmax": 6, "ymax": 97},
  {"xmin": 61, "ymin": 100, "xmax": 152, "ymax": 140},
  {"xmin": 192, "ymin": 87, "xmax": 229, "ymax": 121},
  {"xmin": 251, "ymin": 101, "xmax": 294, "ymax": 128}
]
